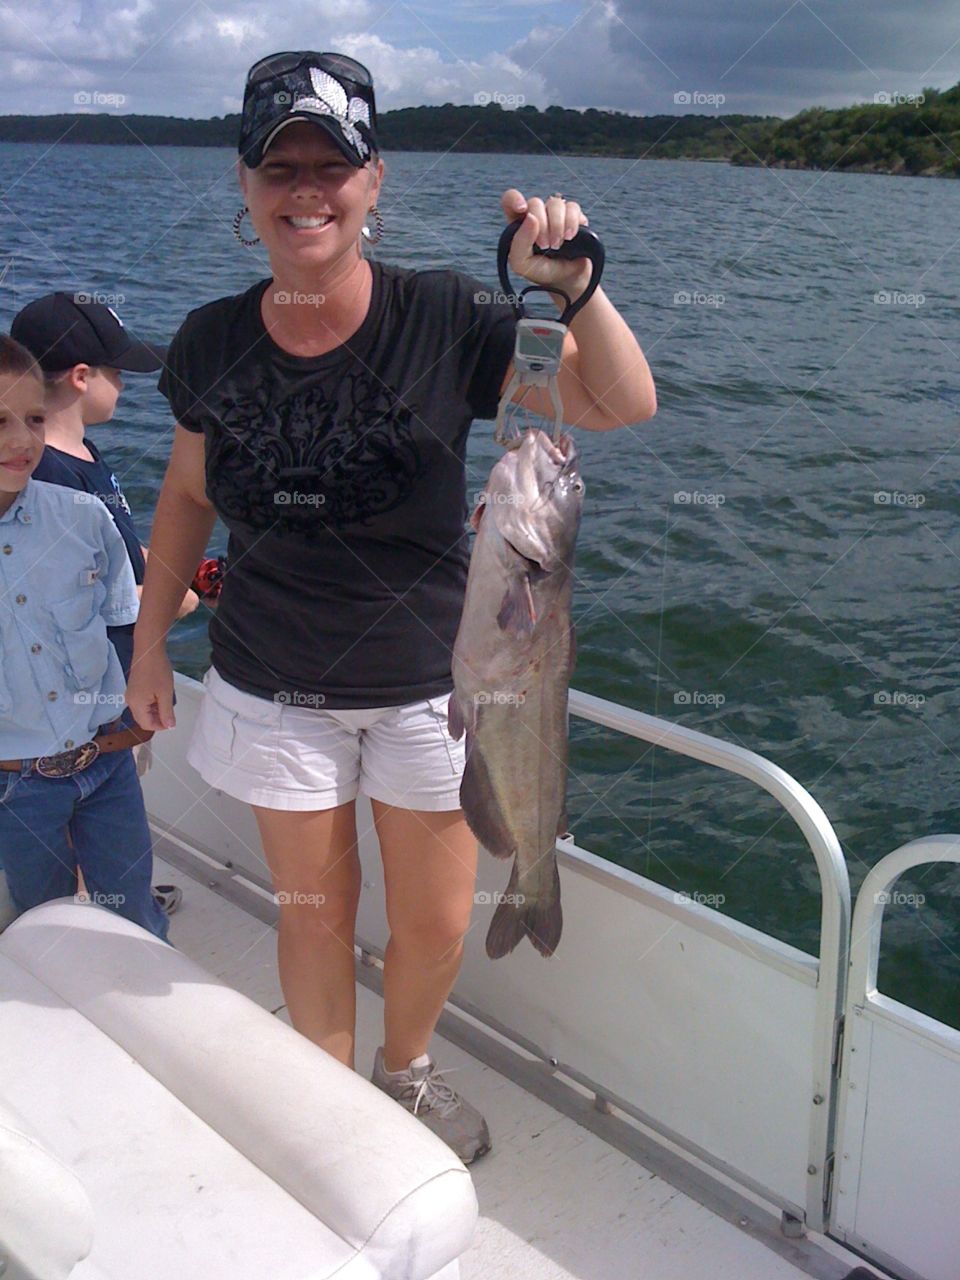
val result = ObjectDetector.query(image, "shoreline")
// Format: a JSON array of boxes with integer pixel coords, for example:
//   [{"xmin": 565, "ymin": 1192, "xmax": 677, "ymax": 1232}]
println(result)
[{"xmin": 0, "ymin": 136, "xmax": 953, "ymax": 178}]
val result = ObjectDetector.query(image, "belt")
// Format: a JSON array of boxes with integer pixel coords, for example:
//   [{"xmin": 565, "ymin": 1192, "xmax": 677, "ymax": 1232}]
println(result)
[{"xmin": 0, "ymin": 725, "xmax": 155, "ymax": 778}]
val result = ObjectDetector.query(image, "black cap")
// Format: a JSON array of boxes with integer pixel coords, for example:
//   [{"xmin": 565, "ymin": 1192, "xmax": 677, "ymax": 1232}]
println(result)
[
  {"xmin": 10, "ymin": 293, "xmax": 165, "ymax": 374},
  {"xmin": 239, "ymin": 52, "xmax": 378, "ymax": 169}
]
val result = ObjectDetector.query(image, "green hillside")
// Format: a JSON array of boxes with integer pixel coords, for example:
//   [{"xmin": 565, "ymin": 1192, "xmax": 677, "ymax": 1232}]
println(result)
[
  {"xmin": 731, "ymin": 85, "xmax": 960, "ymax": 175},
  {"xmin": 1, "ymin": 86, "xmax": 958, "ymax": 175},
  {"xmin": 0, "ymin": 103, "xmax": 773, "ymax": 160}
]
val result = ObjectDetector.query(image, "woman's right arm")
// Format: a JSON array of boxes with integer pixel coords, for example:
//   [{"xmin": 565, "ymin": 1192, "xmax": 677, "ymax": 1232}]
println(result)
[{"xmin": 127, "ymin": 425, "xmax": 217, "ymax": 730}]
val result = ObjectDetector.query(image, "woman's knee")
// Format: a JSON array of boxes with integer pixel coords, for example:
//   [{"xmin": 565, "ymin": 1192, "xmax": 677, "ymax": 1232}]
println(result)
[{"xmin": 388, "ymin": 907, "xmax": 473, "ymax": 959}]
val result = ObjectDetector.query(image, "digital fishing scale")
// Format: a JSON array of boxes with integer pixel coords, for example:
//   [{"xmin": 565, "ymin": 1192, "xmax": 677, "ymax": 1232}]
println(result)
[{"xmin": 494, "ymin": 218, "xmax": 605, "ymax": 447}]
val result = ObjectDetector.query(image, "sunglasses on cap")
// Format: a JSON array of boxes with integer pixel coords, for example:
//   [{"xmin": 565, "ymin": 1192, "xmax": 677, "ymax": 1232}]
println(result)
[{"xmin": 246, "ymin": 51, "xmax": 373, "ymax": 89}]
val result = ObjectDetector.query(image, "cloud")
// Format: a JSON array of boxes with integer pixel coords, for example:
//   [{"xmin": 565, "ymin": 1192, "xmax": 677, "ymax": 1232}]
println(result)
[
  {"xmin": 546, "ymin": 0, "xmax": 960, "ymax": 116},
  {"xmin": 0, "ymin": 0, "xmax": 959, "ymax": 118},
  {"xmin": 337, "ymin": 32, "xmax": 549, "ymax": 107}
]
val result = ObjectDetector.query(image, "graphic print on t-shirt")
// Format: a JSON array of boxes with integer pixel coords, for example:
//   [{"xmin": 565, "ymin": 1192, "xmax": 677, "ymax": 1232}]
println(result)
[
  {"xmin": 107, "ymin": 470, "xmax": 133, "ymax": 516},
  {"xmin": 208, "ymin": 366, "xmax": 425, "ymax": 536}
]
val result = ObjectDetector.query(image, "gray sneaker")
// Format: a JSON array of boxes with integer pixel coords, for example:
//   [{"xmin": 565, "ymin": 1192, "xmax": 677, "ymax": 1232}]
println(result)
[{"xmin": 371, "ymin": 1046, "xmax": 491, "ymax": 1165}]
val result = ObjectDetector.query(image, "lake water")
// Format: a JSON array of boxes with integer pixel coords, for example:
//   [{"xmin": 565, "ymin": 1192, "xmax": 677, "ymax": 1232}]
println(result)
[{"xmin": 1, "ymin": 142, "xmax": 958, "ymax": 1023}]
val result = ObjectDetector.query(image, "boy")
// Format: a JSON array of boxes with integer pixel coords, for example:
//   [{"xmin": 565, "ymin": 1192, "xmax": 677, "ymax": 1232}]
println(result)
[
  {"xmin": 10, "ymin": 292, "xmax": 199, "ymax": 680},
  {"xmin": 0, "ymin": 333, "xmax": 169, "ymax": 941},
  {"xmin": 11, "ymin": 293, "xmax": 199, "ymax": 916}
]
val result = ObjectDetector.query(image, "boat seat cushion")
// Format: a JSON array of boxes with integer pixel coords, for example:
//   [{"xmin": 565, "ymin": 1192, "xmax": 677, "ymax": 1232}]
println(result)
[
  {"xmin": 0, "ymin": 1094, "xmax": 94, "ymax": 1280},
  {"xmin": 0, "ymin": 900, "xmax": 477, "ymax": 1280}
]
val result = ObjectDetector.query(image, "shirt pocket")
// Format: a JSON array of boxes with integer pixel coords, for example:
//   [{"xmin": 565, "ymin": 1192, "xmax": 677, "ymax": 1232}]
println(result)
[{"xmin": 47, "ymin": 589, "xmax": 110, "ymax": 692}]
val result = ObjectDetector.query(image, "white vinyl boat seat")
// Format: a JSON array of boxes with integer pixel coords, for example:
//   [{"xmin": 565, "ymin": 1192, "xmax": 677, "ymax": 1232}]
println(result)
[{"xmin": 0, "ymin": 899, "xmax": 476, "ymax": 1280}]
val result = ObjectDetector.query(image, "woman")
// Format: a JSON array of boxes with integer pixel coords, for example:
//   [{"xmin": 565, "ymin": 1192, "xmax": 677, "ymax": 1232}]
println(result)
[{"xmin": 127, "ymin": 50, "xmax": 656, "ymax": 1165}]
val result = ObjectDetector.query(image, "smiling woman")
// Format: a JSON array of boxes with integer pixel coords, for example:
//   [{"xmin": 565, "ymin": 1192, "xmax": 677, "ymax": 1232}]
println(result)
[{"xmin": 125, "ymin": 47, "xmax": 655, "ymax": 1168}]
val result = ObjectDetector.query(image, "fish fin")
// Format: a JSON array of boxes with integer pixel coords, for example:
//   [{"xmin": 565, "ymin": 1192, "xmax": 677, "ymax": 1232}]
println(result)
[
  {"xmin": 496, "ymin": 573, "xmax": 537, "ymax": 639},
  {"xmin": 459, "ymin": 740, "xmax": 516, "ymax": 859},
  {"xmin": 447, "ymin": 692, "xmax": 465, "ymax": 742},
  {"xmin": 486, "ymin": 857, "xmax": 563, "ymax": 959}
]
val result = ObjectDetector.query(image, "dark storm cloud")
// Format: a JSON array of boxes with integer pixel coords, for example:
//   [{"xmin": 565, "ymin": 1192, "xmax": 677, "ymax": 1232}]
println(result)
[{"xmin": 510, "ymin": 0, "xmax": 960, "ymax": 116}]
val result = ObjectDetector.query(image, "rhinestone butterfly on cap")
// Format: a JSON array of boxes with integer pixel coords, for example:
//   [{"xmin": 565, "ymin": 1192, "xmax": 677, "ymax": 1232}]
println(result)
[{"xmin": 293, "ymin": 68, "xmax": 371, "ymax": 158}]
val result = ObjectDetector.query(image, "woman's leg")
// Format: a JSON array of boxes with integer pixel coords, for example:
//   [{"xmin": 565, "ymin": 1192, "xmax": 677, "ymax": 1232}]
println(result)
[
  {"xmin": 373, "ymin": 801, "xmax": 478, "ymax": 1071},
  {"xmin": 251, "ymin": 802, "xmax": 362, "ymax": 1068}
]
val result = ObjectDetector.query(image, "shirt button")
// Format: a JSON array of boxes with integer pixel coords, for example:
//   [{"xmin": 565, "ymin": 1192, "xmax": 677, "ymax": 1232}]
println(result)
[
  {"xmin": 2, "ymin": 544, "xmax": 11, "ymax": 555},
  {"xmin": 47, "ymin": 691, "xmax": 58, "ymax": 702},
  {"xmin": 21, "ymin": 514, "xmax": 31, "ymax": 524},
  {"xmin": 15, "ymin": 593, "xmax": 26, "ymax": 604},
  {"xmin": 30, "ymin": 643, "xmax": 41, "ymax": 654}
]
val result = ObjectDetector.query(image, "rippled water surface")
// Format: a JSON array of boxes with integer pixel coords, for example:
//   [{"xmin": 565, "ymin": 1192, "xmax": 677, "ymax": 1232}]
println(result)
[{"xmin": 2, "ymin": 143, "xmax": 958, "ymax": 1023}]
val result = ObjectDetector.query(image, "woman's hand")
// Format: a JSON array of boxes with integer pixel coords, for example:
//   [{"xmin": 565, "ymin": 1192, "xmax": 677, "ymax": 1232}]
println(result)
[
  {"xmin": 127, "ymin": 648, "xmax": 176, "ymax": 732},
  {"xmin": 501, "ymin": 188, "xmax": 592, "ymax": 299}
]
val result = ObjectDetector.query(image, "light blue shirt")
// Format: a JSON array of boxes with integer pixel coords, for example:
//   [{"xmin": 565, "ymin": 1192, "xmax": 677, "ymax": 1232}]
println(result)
[{"xmin": 0, "ymin": 479, "xmax": 139, "ymax": 759}]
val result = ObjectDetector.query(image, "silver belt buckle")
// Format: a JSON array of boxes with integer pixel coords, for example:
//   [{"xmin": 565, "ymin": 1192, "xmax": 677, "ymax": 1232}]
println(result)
[{"xmin": 34, "ymin": 741, "xmax": 101, "ymax": 779}]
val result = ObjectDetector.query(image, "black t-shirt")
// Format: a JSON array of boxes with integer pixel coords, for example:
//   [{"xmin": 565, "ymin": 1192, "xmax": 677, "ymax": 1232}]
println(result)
[
  {"xmin": 31, "ymin": 440, "xmax": 145, "ymax": 684},
  {"xmin": 158, "ymin": 261, "xmax": 517, "ymax": 708}
]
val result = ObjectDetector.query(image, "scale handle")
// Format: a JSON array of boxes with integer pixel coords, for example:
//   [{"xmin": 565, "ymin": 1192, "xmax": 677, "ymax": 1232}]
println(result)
[{"xmin": 497, "ymin": 219, "xmax": 605, "ymax": 326}]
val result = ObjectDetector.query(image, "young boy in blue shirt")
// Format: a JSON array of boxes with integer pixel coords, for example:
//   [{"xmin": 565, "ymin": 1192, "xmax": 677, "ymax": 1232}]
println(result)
[
  {"xmin": 0, "ymin": 334, "xmax": 169, "ymax": 941},
  {"xmin": 11, "ymin": 293, "xmax": 199, "ymax": 917}
]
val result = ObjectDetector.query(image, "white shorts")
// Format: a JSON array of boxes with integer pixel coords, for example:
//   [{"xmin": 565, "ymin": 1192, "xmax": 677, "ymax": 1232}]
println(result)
[{"xmin": 187, "ymin": 668, "xmax": 466, "ymax": 813}]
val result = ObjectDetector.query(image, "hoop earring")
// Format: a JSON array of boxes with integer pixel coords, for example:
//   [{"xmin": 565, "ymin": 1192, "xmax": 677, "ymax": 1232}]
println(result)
[
  {"xmin": 232, "ymin": 206, "xmax": 260, "ymax": 247},
  {"xmin": 361, "ymin": 205, "xmax": 384, "ymax": 245}
]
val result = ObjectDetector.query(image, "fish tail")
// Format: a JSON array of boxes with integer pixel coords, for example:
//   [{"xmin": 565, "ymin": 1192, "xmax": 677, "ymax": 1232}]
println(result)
[{"xmin": 485, "ymin": 856, "xmax": 562, "ymax": 959}]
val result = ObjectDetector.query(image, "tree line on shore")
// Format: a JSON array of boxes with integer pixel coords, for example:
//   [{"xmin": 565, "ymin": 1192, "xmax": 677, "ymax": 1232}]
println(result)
[{"xmin": 1, "ymin": 85, "xmax": 957, "ymax": 176}]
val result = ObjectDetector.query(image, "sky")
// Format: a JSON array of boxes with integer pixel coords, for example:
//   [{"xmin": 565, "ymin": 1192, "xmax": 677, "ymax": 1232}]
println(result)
[{"xmin": 0, "ymin": 0, "xmax": 958, "ymax": 119}]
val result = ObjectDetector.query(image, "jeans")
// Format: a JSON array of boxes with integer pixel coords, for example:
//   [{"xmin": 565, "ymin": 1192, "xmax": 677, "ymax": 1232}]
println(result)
[{"xmin": 0, "ymin": 747, "xmax": 170, "ymax": 942}]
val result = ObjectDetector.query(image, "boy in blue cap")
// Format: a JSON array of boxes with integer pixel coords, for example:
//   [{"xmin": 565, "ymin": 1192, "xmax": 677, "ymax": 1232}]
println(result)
[
  {"xmin": 0, "ymin": 333, "xmax": 169, "ymax": 940},
  {"xmin": 10, "ymin": 292, "xmax": 199, "ymax": 679}
]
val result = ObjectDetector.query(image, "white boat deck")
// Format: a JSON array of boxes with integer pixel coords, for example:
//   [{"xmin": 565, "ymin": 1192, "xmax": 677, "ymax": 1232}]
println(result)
[{"xmin": 153, "ymin": 845, "xmax": 878, "ymax": 1280}]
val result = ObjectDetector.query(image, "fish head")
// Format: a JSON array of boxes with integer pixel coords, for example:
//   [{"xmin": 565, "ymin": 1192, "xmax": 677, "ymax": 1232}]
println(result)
[{"xmin": 484, "ymin": 429, "xmax": 583, "ymax": 570}]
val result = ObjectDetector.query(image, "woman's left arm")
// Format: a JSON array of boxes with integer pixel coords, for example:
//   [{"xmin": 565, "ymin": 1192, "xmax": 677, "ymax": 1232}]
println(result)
[{"xmin": 498, "ymin": 188, "xmax": 657, "ymax": 432}]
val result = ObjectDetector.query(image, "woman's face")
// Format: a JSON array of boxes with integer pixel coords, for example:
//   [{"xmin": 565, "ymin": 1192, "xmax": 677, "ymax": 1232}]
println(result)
[{"xmin": 239, "ymin": 122, "xmax": 383, "ymax": 276}]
